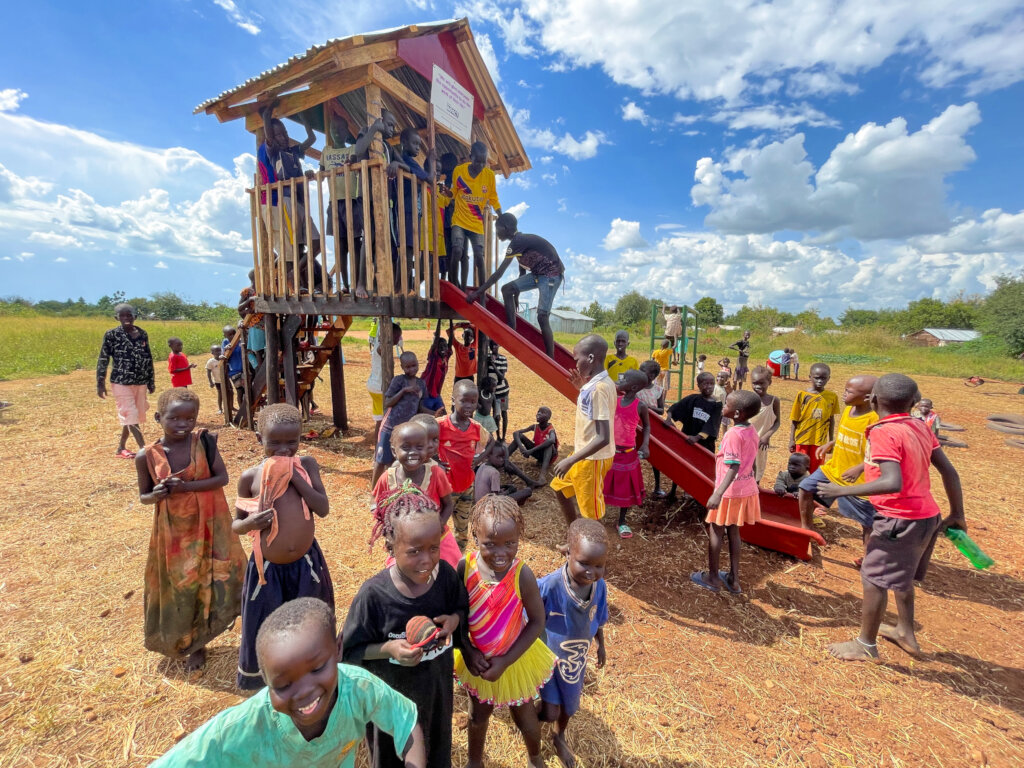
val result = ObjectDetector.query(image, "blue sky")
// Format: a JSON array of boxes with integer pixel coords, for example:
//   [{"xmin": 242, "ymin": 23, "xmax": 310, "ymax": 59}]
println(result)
[{"xmin": 2, "ymin": 0, "xmax": 1023, "ymax": 317}]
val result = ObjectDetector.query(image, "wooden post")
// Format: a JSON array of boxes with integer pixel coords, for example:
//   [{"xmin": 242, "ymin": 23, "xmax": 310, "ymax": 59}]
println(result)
[
  {"xmin": 428, "ymin": 104, "xmax": 440, "ymax": 303},
  {"xmin": 365, "ymin": 84, "xmax": 394, "ymax": 301},
  {"xmin": 265, "ymin": 314, "xmax": 280, "ymax": 405},
  {"xmin": 360, "ymin": 159, "xmax": 373, "ymax": 293},
  {"xmin": 329, "ymin": 343, "xmax": 348, "ymax": 430},
  {"xmin": 315, "ymin": 172, "xmax": 328, "ymax": 296},
  {"xmin": 282, "ymin": 326, "xmax": 298, "ymax": 407},
  {"xmin": 240, "ymin": 330, "xmax": 253, "ymax": 430},
  {"xmin": 219, "ymin": 357, "xmax": 232, "ymax": 424},
  {"xmin": 344, "ymin": 164, "xmax": 356, "ymax": 293}
]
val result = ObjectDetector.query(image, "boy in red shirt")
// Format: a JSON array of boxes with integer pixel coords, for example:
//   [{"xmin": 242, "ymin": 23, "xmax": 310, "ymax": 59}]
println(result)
[
  {"xmin": 421, "ymin": 320, "xmax": 452, "ymax": 414},
  {"xmin": 449, "ymin": 323, "xmax": 477, "ymax": 384},
  {"xmin": 818, "ymin": 373, "xmax": 966, "ymax": 662},
  {"xmin": 167, "ymin": 337, "xmax": 196, "ymax": 388},
  {"xmin": 436, "ymin": 379, "xmax": 492, "ymax": 548}
]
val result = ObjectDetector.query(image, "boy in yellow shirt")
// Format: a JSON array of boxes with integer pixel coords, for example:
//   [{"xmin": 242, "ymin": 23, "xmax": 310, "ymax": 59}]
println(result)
[
  {"xmin": 789, "ymin": 363, "xmax": 840, "ymax": 474},
  {"xmin": 450, "ymin": 141, "xmax": 501, "ymax": 289},
  {"xmin": 605, "ymin": 330, "xmax": 639, "ymax": 382}
]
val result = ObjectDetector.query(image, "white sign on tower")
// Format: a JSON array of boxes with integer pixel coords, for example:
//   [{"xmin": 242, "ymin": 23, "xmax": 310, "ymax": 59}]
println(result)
[{"xmin": 430, "ymin": 64, "xmax": 474, "ymax": 143}]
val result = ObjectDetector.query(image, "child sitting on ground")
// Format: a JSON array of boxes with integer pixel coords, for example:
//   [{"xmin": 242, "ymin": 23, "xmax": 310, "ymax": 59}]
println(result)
[
  {"xmin": 474, "ymin": 374, "xmax": 499, "ymax": 438},
  {"xmin": 638, "ymin": 360, "xmax": 667, "ymax": 497},
  {"xmin": 652, "ymin": 340, "xmax": 672, "ymax": 388},
  {"xmin": 789, "ymin": 362, "xmax": 839, "ymax": 473},
  {"xmin": 748, "ymin": 365, "xmax": 781, "ymax": 483},
  {"xmin": 454, "ymin": 495, "xmax": 555, "ymax": 768},
  {"xmin": 818, "ymin": 373, "xmax": 966, "ymax": 662},
  {"xmin": 152, "ymin": 598, "xmax": 427, "ymax": 767},
  {"xmin": 774, "ymin": 452, "xmax": 811, "ymax": 498},
  {"xmin": 371, "ymin": 421, "xmax": 461, "ymax": 569},
  {"xmin": 205, "ymin": 344, "xmax": 224, "ymax": 413},
  {"xmin": 233, "ymin": 403, "xmax": 333, "ymax": 690},
  {"xmin": 343, "ymin": 488, "xmax": 467, "ymax": 768},
  {"xmin": 537, "ymin": 518, "xmax": 609, "ymax": 768},
  {"xmin": 474, "ymin": 441, "xmax": 535, "ymax": 505},
  {"xmin": 421, "ymin": 320, "xmax": 452, "ymax": 414},
  {"xmin": 487, "ymin": 340, "xmax": 511, "ymax": 441},
  {"xmin": 605, "ymin": 330, "xmax": 639, "ymax": 382},
  {"xmin": 167, "ymin": 337, "xmax": 196, "ymax": 388},
  {"xmin": 438, "ymin": 379, "xmax": 492, "ymax": 549},
  {"xmin": 135, "ymin": 388, "xmax": 245, "ymax": 671},
  {"xmin": 511, "ymin": 407, "xmax": 559, "ymax": 483},
  {"xmin": 372, "ymin": 351, "xmax": 435, "ymax": 487},
  {"xmin": 691, "ymin": 390, "xmax": 763, "ymax": 595},
  {"xmin": 604, "ymin": 369, "xmax": 650, "ymax": 539}
]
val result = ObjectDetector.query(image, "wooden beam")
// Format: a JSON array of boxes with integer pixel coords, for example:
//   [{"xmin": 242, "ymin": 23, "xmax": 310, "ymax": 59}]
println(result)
[
  {"xmin": 237, "ymin": 67, "xmax": 372, "ymax": 129},
  {"xmin": 366, "ymin": 63, "xmax": 471, "ymax": 148}
]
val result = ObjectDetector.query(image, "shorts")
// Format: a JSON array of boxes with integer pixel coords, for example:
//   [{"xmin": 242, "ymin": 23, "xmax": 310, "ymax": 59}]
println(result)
[
  {"xmin": 506, "ymin": 271, "xmax": 563, "ymax": 315},
  {"xmin": 550, "ymin": 457, "xmax": 614, "ymax": 520},
  {"xmin": 860, "ymin": 514, "xmax": 942, "ymax": 592},
  {"xmin": 422, "ymin": 395, "xmax": 444, "ymax": 413},
  {"xmin": 450, "ymin": 225, "xmax": 485, "ymax": 260},
  {"xmin": 369, "ymin": 390, "xmax": 384, "ymax": 421},
  {"xmin": 325, "ymin": 197, "xmax": 363, "ymax": 240},
  {"xmin": 452, "ymin": 490, "xmax": 473, "ymax": 547},
  {"xmin": 801, "ymin": 469, "xmax": 878, "ymax": 529},
  {"xmin": 260, "ymin": 198, "xmax": 320, "ymax": 248},
  {"xmin": 247, "ymin": 326, "xmax": 266, "ymax": 352},
  {"xmin": 111, "ymin": 383, "xmax": 148, "ymax": 426},
  {"xmin": 735, "ymin": 363, "xmax": 748, "ymax": 380},
  {"xmin": 496, "ymin": 393, "xmax": 509, "ymax": 412},
  {"xmin": 374, "ymin": 427, "xmax": 395, "ymax": 465},
  {"xmin": 474, "ymin": 411, "xmax": 498, "ymax": 435},
  {"xmin": 794, "ymin": 443, "xmax": 825, "ymax": 473}
]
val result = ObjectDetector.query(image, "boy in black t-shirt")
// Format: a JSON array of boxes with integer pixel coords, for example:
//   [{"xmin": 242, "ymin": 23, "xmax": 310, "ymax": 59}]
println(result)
[{"xmin": 664, "ymin": 372, "xmax": 723, "ymax": 502}]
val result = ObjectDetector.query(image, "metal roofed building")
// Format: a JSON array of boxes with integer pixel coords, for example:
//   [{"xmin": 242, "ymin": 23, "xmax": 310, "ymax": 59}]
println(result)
[
  {"xmin": 522, "ymin": 307, "xmax": 594, "ymax": 335},
  {"xmin": 905, "ymin": 328, "xmax": 981, "ymax": 347}
]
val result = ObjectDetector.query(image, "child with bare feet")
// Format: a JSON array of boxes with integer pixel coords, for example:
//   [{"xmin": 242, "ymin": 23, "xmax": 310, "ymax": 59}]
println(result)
[
  {"xmin": 789, "ymin": 363, "xmax": 839, "ymax": 473},
  {"xmin": 167, "ymin": 337, "xmax": 196, "ymax": 388},
  {"xmin": 774, "ymin": 452, "xmax": 810, "ymax": 498},
  {"xmin": 690, "ymin": 390, "xmax": 763, "ymax": 595},
  {"xmin": 453, "ymin": 495, "xmax": 555, "ymax": 768},
  {"xmin": 437, "ymin": 379, "xmax": 493, "ymax": 548},
  {"xmin": 135, "ymin": 388, "xmax": 245, "ymax": 672},
  {"xmin": 511, "ymin": 406, "xmax": 559, "ymax": 483},
  {"xmin": 748, "ymin": 366, "xmax": 781, "ymax": 483},
  {"xmin": 474, "ymin": 441, "xmax": 535, "ymax": 505},
  {"xmin": 818, "ymin": 373, "xmax": 966, "ymax": 662},
  {"xmin": 234, "ymin": 403, "xmax": 333, "ymax": 690},
  {"xmin": 537, "ymin": 519, "xmax": 609, "ymax": 768},
  {"xmin": 342, "ymin": 488, "xmax": 467, "ymax": 768},
  {"xmin": 604, "ymin": 369, "xmax": 650, "ymax": 539},
  {"xmin": 205, "ymin": 344, "xmax": 224, "ymax": 413}
]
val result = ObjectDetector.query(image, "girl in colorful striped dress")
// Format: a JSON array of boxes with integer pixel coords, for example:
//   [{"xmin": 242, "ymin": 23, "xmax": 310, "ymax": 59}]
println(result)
[
  {"xmin": 603, "ymin": 369, "xmax": 651, "ymax": 539},
  {"xmin": 454, "ymin": 495, "xmax": 555, "ymax": 768}
]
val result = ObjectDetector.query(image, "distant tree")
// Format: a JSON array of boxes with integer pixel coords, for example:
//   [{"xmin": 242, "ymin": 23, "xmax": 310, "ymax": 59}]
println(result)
[
  {"xmin": 897, "ymin": 297, "xmax": 978, "ymax": 334},
  {"xmin": 694, "ymin": 296, "xmax": 724, "ymax": 327},
  {"xmin": 583, "ymin": 300, "xmax": 611, "ymax": 326},
  {"xmin": 793, "ymin": 308, "xmax": 836, "ymax": 333},
  {"xmin": 148, "ymin": 291, "xmax": 190, "ymax": 320},
  {"xmin": 840, "ymin": 308, "xmax": 881, "ymax": 327},
  {"xmin": 556, "ymin": 305, "xmax": 573, "ymax": 312},
  {"xmin": 614, "ymin": 291, "xmax": 652, "ymax": 328},
  {"xmin": 978, "ymin": 274, "xmax": 1024, "ymax": 356},
  {"xmin": 725, "ymin": 304, "xmax": 794, "ymax": 331}
]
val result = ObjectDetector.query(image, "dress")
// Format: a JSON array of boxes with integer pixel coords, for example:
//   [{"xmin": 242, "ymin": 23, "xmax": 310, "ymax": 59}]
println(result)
[
  {"xmin": 453, "ymin": 552, "xmax": 555, "ymax": 707},
  {"xmin": 604, "ymin": 397, "xmax": 646, "ymax": 507},
  {"xmin": 748, "ymin": 395, "xmax": 778, "ymax": 483},
  {"xmin": 143, "ymin": 431, "xmax": 245, "ymax": 658},
  {"xmin": 706, "ymin": 424, "xmax": 761, "ymax": 527}
]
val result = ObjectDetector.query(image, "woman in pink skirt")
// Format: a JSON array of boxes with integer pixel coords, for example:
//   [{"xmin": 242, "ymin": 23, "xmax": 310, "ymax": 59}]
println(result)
[{"xmin": 603, "ymin": 369, "xmax": 650, "ymax": 539}]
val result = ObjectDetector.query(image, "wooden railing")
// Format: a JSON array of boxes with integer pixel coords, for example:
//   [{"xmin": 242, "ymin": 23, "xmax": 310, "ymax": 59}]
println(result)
[{"xmin": 246, "ymin": 160, "xmax": 503, "ymax": 313}]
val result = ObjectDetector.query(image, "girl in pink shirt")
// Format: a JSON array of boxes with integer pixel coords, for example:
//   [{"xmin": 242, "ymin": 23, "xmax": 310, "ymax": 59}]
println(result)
[
  {"xmin": 691, "ymin": 390, "xmax": 763, "ymax": 595},
  {"xmin": 603, "ymin": 370, "xmax": 650, "ymax": 539}
]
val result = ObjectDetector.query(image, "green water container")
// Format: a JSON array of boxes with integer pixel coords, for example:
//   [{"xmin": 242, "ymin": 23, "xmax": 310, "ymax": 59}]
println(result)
[{"xmin": 944, "ymin": 528, "xmax": 994, "ymax": 570}]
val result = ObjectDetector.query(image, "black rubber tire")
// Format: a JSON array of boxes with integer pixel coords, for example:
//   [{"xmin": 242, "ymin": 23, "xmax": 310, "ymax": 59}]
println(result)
[
  {"xmin": 987, "ymin": 422, "xmax": 1024, "ymax": 435},
  {"xmin": 939, "ymin": 438, "xmax": 968, "ymax": 448},
  {"xmin": 987, "ymin": 413, "xmax": 1024, "ymax": 426},
  {"xmin": 938, "ymin": 422, "xmax": 965, "ymax": 432}
]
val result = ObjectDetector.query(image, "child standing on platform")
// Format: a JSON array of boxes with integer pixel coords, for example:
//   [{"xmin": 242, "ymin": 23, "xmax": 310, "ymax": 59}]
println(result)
[
  {"xmin": 748, "ymin": 366, "xmax": 781, "ymax": 483},
  {"xmin": 454, "ymin": 495, "xmax": 555, "ymax": 768},
  {"xmin": 167, "ymin": 337, "xmax": 196, "ymax": 388},
  {"xmin": 233, "ymin": 404, "xmax": 333, "ymax": 690},
  {"xmin": 604, "ymin": 369, "xmax": 650, "ymax": 539},
  {"xmin": 605, "ymin": 330, "xmax": 639, "ymax": 382},
  {"xmin": 691, "ymin": 390, "xmax": 763, "ymax": 595},
  {"xmin": 438, "ymin": 379, "xmax": 492, "ymax": 548},
  {"xmin": 135, "ymin": 388, "xmax": 245, "ymax": 671},
  {"xmin": 537, "ymin": 518, "xmax": 609, "ymax": 768},
  {"xmin": 789, "ymin": 363, "xmax": 840, "ymax": 473},
  {"xmin": 663, "ymin": 306, "xmax": 683, "ymax": 361},
  {"xmin": 511, "ymin": 406, "xmax": 559, "ymax": 483},
  {"xmin": 342, "ymin": 489, "xmax": 467, "ymax": 768}
]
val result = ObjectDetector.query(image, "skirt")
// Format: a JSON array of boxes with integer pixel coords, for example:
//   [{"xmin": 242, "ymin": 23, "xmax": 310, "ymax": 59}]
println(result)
[
  {"xmin": 474, "ymin": 411, "xmax": 498, "ymax": 435},
  {"xmin": 453, "ymin": 638, "xmax": 555, "ymax": 707},
  {"xmin": 705, "ymin": 494, "xmax": 761, "ymax": 527},
  {"xmin": 603, "ymin": 449, "xmax": 646, "ymax": 507}
]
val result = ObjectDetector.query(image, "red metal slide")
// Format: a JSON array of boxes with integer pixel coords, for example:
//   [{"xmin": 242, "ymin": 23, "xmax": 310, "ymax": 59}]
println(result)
[{"xmin": 441, "ymin": 281, "xmax": 825, "ymax": 560}]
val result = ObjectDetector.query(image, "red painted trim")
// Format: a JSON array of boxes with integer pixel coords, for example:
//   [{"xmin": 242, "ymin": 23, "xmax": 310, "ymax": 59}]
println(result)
[{"xmin": 397, "ymin": 33, "xmax": 486, "ymax": 120}]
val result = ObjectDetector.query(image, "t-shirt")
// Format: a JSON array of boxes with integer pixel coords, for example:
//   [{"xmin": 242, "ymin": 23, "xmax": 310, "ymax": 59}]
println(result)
[
  {"xmin": 205, "ymin": 356, "xmax": 224, "ymax": 386},
  {"xmin": 534, "ymin": 423, "xmax": 559, "ymax": 453},
  {"xmin": 711, "ymin": 384, "xmax": 728, "ymax": 405},
  {"xmin": 150, "ymin": 664, "xmax": 417, "ymax": 768},
  {"xmin": 474, "ymin": 463, "xmax": 502, "ymax": 502},
  {"xmin": 637, "ymin": 383, "xmax": 663, "ymax": 412},
  {"xmin": 733, "ymin": 340, "xmax": 750, "ymax": 362},
  {"xmin": 451, "ymin": 336, "xmax": 477, "ymax": 378},
  {"xmin": 381, "ymin": 375, "xmax": 427, "ymax": 430},
  {"xmin": 320, "ymin": 145, "xmax": 360, "ymax": 201},
  {"xmin": 717, "ymin": 424, "xmax": 759, "ymax": 498},
  {"xmin": 373, "ymin": 462, "xmax": 452, "ymax": 509},
  {"xmin": 168, "ymin": 351, "xmax": 192, "ymax": 388},
  {"xmin": 821, "ymin": 406, "xmax": 879, "ymax": 487},
  {"xmin": 862, "ymin": 414, "xmax": 941, "ymax": 520},
  {"xmin": 222, "ymin": 338, "xmax": 243, "ymax": 378},
  {"xmin": 605, "ymin": 355, "xmax": 639, "ymax": 383},
  {"xmin": 790, "ymin": 389, "xmax": 840, "ymax": 446},
  {"xmin": 96, "ymin": 325, "xmax": 154, "ymax": 388},
  {"xmin": 574, "ymin": 371, "xmax": 617, "ymax": 460},
  {"xmin": 451, "ymin": 164, "xmax": 500, "ymax": 234},
  {"xmin": 504, "ymin": 232, "xmax": 563, "ymax": 278},
  {"xmin": 422, "ymin": 347, "xmax": 450, "ymax": 399},
  {"xmin": 538, "ymin": 565, "xmax": 608, "ymax": 682},
  {"xmin": 667, "ymin": 394, "xmax": 722, "ymax": 453},
  {"xmin": 652, "ymin": 348, "xmax": 672, "ymax": 372},
  {"xmin": 257, "ymin": 142, "xmax": 306, "ymax": 206},
  {"xmin": 487, "ymin": 353, "xmax": 510, "ymax": 397},
  {"xmin": 437, "ymin": 415, "xmax": 487, "ymax": 493}
]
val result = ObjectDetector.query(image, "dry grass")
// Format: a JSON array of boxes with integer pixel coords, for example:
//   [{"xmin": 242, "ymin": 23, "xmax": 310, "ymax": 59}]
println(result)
[{"xmin": 1, "ymin": 341, "xmax": 1023, "ymax": 767}]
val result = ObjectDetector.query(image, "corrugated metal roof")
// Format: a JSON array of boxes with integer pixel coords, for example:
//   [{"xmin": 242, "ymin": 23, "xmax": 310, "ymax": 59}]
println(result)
[
  {"xmin": 920, "ymin": 328, "xmax": 981, "ymax": 342},
  {"xmin": 551, "ymin": 309, "xmax": 593, "ymax": 321}
]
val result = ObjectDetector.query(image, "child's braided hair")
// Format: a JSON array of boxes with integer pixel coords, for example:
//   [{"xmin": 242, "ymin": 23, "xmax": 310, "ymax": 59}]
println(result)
[
  {"xmin": 470, "ymin": 493, "xmax": 525, "ymax": 540},
  {"xmin": 369, "ymin": 481, "xmax": 441, "ymax": 554}
]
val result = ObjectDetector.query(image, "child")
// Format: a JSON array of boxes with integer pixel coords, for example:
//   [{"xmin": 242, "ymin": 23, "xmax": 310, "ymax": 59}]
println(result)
[
  {"xmin": 371, "ymin": 421, "xmax": 461, "ymax": 569},
  {"xmin": 454, "ymin": 495, "xmax": 555, "ymax": 768},
  {"xmin": 717, "ymin": 357, "xmax": 732, "ymax": 379},
  {"xmin": 474, "ymin": 441, "xmax": 534, "ymax": 505},
  {"xmin": 487, "ymin": 340, "xmax": 511, "ymax": 441},
  {"xmin": 780, "ymin": 348, "xmax": 792, "ymax": 379},
  {"xmin": 233, "ymin": 404, "xmax": 333, "ymax": 690},
  {"xmin": 437, "ymin": 379, "xmax": 492, "ymax": 548},
  {"xmin": 421, "ymin": 320, "xmax": 452, "ymax": 414},
  {"xmin": 665, "ymin": 372, "xmax": 723, "ymax": 503},
  {"xmin": 728, "ymin": 330, "xmax": 751, "ymax": 390},
  {"xmin": 798, "ymin": 375, "xmax": 878, "ymax": 533},
  {"xmin": 714, "ymin": 369, "xmax": 733, "ymax": 437},
  {"xmin": 135, "ymin": 388, "xmax": 245, "ymax": 671},
  {"xmin": 411, "ymin": 413, "xmax": 444, "ymax": 467},
  {"xmin": 690, "ymin": 390, "xmax": 763, "ymax": 595},
  {"xmin": 748, "ymin": 365, "xmax": 781, "ymax": 483},
  {"xmin": 652, "ymin": 339, "xmax": 673, "ymax": 388},
  {"xmin": 343, "ymin": 489, "xmax": 467, "ymax": 767},
  {"xmin": 450, "ymin": 323, "xmax": 477, "ymax": 383},
  {"xmin": 604, "ymin": 369, "xmax": 650, "ymax": 538},
  {"xmin": 605, "ymin": 330, "xmax": 639, "ymax": 382},
  {"xmin": 913, "ymin": 398, "xmax": 940, "ymax": 436},
  {"xmin": 510, "ymin": 406, "xmax": 559, "ymax": 483},
  {"xmin": 551, "ymin": 334, "xmax": 617, "ymax": 526},
  {"xmin": 774, "ymin": 452, "xmax": 811, "ymax": 498},
  {"xmin": 205, "ymin": 344, "xmax": 224, "ymax": 413},
  {"xmin": 167, "ymin": 337, "xmax": 196, "ymax": 388},
  {"xmin": 663, "ymin": 305, "xmax": 683, "ymax": 361},
  {"xmin": 697, "ymin": 353, "xmax": 707, "ymax": 374},
  {"xmin": 790, "ymin": 348, "xmax": 800, "ymax": 380},
  {"xmin": 817, "ymin": 373, "xmax": 966, "ymax": 662},
  {"xmin": 638, "ymin": 360, "xmax": 667, "ymax": 497},
  {"xmin": 789, "ymin": 363, "xmax": 840, "ymax": 473},
  {"xmin": 153, "ymin": 598, "xmax": 427, "ymax": 767},
  {"xmin": 372, "ymin": 351, "xmax": 433, "ymax": 486},
  {"xmin": 96, "ymin": 303, "xmax": 154, "ymax": 458},
  {"xmin": 474, "ymin": 374, "xmax": 499, "ymax": 437},
  {"xmin": 537, "ymin": 519, "xmax": 609, "ymax": 768}
]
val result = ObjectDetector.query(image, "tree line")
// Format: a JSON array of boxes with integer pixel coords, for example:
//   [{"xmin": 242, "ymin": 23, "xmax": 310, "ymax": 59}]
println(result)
[{"xmin": 0, "ymin": 291, "xmax": 236, "ymax": 324}]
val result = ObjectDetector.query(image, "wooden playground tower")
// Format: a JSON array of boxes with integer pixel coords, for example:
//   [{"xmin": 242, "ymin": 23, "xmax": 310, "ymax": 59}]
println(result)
[{"xmin": 194, "ymin": 19, "xmax": 528, "ymax": 428}]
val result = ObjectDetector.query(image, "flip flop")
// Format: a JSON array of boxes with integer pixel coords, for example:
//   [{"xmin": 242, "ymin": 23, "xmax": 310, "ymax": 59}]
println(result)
[
  {"xmin": 718, "ymin": 570, "xmax": 743, "ymax": 594},
  {"xmin": 689, "ymin": 571, "xmax": 720, "ymax": 593},
  {"xmin": 618, "ymin": 524, "xmax": 633, "ymax": 539},
  {"xmin": 303, "ymin": 430, "xmax": 319, "ymax": 439},
  {"xmin": 117, "ymin": 449, "xmax": 136, "ymax": 459},
  {"xmin": 813, "ymin": 515, "xmax": 827, "ymax": 528}
]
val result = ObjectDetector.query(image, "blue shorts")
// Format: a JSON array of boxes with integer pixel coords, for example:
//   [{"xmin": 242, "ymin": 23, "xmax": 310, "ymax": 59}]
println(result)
[
  {"xmin": 506, "ymin": 272, "xmax": 562, "ymax": 315},
  {"xmin": 247, "ymin": 326, "xmax": 266, "ymax": 351},
  {"xmin": 799, "ymin": 467, "xmax": 876, "ymax": 528},
  {"xmin": 422, "ymin": 395, "xmax": 444, "ymax": 413},
  {"xmin": 540, "ymin": 657, "xmax": 586, "ymax": 716}
]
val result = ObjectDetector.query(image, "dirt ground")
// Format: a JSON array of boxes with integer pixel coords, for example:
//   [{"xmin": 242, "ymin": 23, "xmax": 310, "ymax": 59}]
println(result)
[{"xmin": 1, "ymin": 340, "xmax": 1022, "ymax": 767}]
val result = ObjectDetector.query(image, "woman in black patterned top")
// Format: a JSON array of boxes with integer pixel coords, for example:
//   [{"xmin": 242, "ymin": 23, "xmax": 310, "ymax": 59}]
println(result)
[{"xmin": 96, "ymin": 303, "xmax": 155, "ymax": 458}]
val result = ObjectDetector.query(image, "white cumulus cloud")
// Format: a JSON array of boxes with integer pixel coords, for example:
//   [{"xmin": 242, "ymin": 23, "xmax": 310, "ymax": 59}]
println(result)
[
  {"xmin": 0, "ymin": 88, "xmax": 28, "ymax": 113},
  {"xmin": 621, "ymin": 101, "xmax": 650, "ymax": 126},
  {"xmin": 602, "ymin": 218, "xmax": 648, "ymax": 250},
  {"xmin": 211, "ymin": 0, "xmax": 261, "ymax": 35}
]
